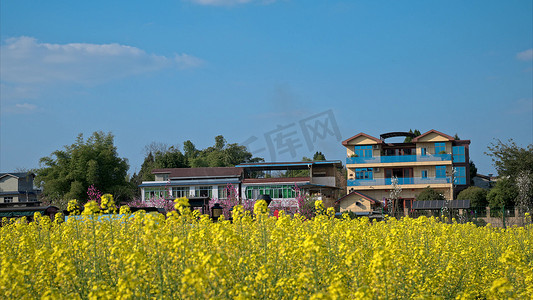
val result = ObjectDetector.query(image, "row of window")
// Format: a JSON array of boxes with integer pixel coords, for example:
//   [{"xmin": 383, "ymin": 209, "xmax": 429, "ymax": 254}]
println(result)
[
  {"xmin": 454, "ymin": 167, "xmax": 467, "ymax": 185},
  {"xmin": 355, "ymin": 168, "xmax": 373, "ymax": 180},
  {"xmin": 434, "ymin": 142, "xmax": 446, "ymax": 154},
  {"xmin": 353, "ymin": 146, "xmax": 373, "ymax": 157},
  {"xmin": 355, "ymin": 143, "xmax": 465, "ymax": 161},
  {"xmin": 352, "ymin": 166, "xmax": 467, "ymax": 185},
  {"xmin": 144, "ymin": 185, "xmax": 232, "ymax": 200},
  {"xmin": 245, "ymin": 185, "xmax": 297, "ymax": 199},
  {"xmin": 144, "ymin": 184, "xmax": 301, "ymax": 201},
  {"xmin": 452, "ymin": 146, "xmax": 465, "ymax": 163}
]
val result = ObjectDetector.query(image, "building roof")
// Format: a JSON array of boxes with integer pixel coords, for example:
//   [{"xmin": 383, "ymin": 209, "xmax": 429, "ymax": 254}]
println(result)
[
  {"xmin": 341, "ymin": 133, "xmax": 382, "ymax": 146},
  {"xmin": 0, "ymin": 191, "xmax": 39, "ymax": 196},
  {"xmin": 242, "ymin": 177, "xmax": 310, "ymax": 184},
  {"xmin": 139, "ymin": 178, "xmax": 241, "ymax": 187},
  {"xmin": 411, "ymin": 129, "xmax": 455, "ymax": 142},
  {"xmin": 474, "ymin": 173, "xmax": 497, "ymax": 181},
  {"xmin": 236, "ymin": 160, "xmax": 342, "ymax": 170},
  {"xmin": 336, "ymin": 190, "xmax": 378, "ymax": 204},
  {"xmin": 151, "ymin": 167, "xmax": 243, "ymax": 179},
  {"xmin": 0, "ymin": 172, "xmax": 35, "ymax": 180},
  {"xmin": 0, "ymin": 206, "xmax": 59, "ymax": 217}
]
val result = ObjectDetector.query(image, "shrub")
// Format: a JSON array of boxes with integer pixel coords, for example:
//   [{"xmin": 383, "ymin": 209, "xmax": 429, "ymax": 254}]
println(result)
[
  {"xmin": 457, "ymin": 186, "xmax": 488, "ymax": 207},
  {"xmin": 416, "ymin": 186, "xmax": 445, "ymax": 201}
]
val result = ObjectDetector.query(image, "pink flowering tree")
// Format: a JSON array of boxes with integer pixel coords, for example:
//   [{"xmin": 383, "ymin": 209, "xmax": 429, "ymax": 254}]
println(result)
[
  {"xmin": 209, "ymin": 184, "xmax": 240, "ymax": 219},
  {"xmin": 129, "ymin": 196, "xmax": 175, "ymax": 212},
  {"xmin": 87, "ymin": 185, "xmax": 103, "ymax": 205},
  {"xmin": 296, "ymin": 185, "xmax": 315, "ymax": 219}
]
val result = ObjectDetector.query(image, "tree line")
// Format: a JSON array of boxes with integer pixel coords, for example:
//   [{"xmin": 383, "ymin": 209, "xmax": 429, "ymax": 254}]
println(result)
[
  {"xmin": 33, "ymin": 131, "xmax": 532, "ymax": 212},
  {"xmin": 35, "ymin": 132, "xmax": 265, "ymax": 204},
  {"xmin": 34, "ymin": 132, "xmax": 330, "ymax": 205}
]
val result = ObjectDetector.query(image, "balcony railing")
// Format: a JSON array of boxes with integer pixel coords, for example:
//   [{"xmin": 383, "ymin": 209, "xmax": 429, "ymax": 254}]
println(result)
[
  {"xmin": 346, "ymin": 154, "xmax": 451, "ymax": 165},
  {"xmin": 347, "ymin": 177, "xmax": 452, "ymax": 186}
]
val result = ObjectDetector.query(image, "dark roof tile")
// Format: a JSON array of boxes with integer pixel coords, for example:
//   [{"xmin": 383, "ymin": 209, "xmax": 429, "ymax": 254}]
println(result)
[{"xmin": 151, "ymin": 167, "xmax": 242, "ymax": 178}]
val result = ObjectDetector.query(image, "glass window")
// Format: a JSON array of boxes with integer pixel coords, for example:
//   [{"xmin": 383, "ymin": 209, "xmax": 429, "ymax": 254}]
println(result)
[
  {"xmin": 3, "ymin": 197, "xmax": 13, "ymax": 203},
  {"xmin": 435, "ymin": 143, "xmax": 446, "ymax": 154},
  {"xmin": 245, "ymin": 185, "xmax": 296, "ymax": 199},
  {"xmin": 453, "ymin": 146, "xmax": 465, "ymax": 163},
  {"xmin": 218, "ymin": 186, "xmax": 229, "ymax": 199},
  {"xmin": 145, "ymin": 187, "xmax": 169, "ymax": 200},
  {"xmin": 172, "ymin": 187, "xmax": 189, "ymax": 198},
  {"xmin": 454, "ymin": 167, "xmax": 466, "ymax": 185},
  {"xmin": 355, "ymin": 168, "xmax": 373, "ymax": 180},
  {"xmin": 421, "ymin": 170, "xmax": 428, "ymax": 178},
  {"xmin": 421, "ymin": 148, "xmax": 427, "ymax": 156},
  {"xmin": 353, "ymin": 146, "xmax": 372, "ymax": 157},
  {"xmin": 436, "ymin": 166, "xmax": 446, "ymax": 178},
  {"xmin": 195, "ymin": 186, "xmax": 212, "ymax": 198}
]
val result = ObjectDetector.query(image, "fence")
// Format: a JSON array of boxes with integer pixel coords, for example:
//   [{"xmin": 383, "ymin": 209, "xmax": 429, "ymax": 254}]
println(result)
[{"xmin": 382, "ymin": 206, "xmax": 531, "ymax": 228}]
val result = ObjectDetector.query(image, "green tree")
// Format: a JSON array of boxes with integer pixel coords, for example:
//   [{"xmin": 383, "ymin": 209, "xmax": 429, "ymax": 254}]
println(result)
[
  {"xmin": 138, "ymin": 152, "xmax": 156, "ymax": 181},
  {"xmin": 215, "ymin": 135, "xmax": 226, "ymax": 150},
  {"xmin": 457, "ymin": 186, "xmax": 488, "ymax": 208},
  {"xmin": 183, "ymin": 140, "xmax": 199, "ymax": 163},
  {"xmin": 285, "ymin": 156, "xmax": 312, "ymax": 177},
  {"xmin": 313, "ymin": 151, "xmax": 326, "ymax": 161},
  {"xmin": 487, "ymin": 178, "xmax": 518, "ymax": 209},
  {"xmin": 134, "ymin": 136, "xmax": 263, "ymax": 184},
  {"xmin": 469, "ymin": 160, "xmax": 478, "ymax": 185},
  {"xmin": 223, "ymin": 142, "xmax": 263, "ymax": 166},
  {"xmin": 154, "ymin": 147, "xmax": 187, "ymax": 169},
  {"xmin": 486, "ymin": 139, "xmax": 533, "ymax": 179},
  {"xmin": 404, "ymin": 129, "xmax": 422, "ymax": 143},
  {"xmin": 416, "ymin": 187, "xmax": 446, "ymax": 201},
  {"xmin": 35, "ymin": 131, "xmax": 130, "ymax": 203},
  {"xmin": 183, "ymin": 136, "xmax": 262, "ymax": 168},
  {"xmin": 130, "ymin": 152, "xmax": 155, "ymax": 198},
  {"xmin": 486, "ymin": 139, "xmax": 533, "ymax": 208}
]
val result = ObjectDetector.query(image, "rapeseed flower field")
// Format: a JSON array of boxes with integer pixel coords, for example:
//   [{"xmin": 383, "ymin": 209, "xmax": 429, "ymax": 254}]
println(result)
[{"xmin": 0, "ymin": 198, "xmax": 532, "ymax": 299}]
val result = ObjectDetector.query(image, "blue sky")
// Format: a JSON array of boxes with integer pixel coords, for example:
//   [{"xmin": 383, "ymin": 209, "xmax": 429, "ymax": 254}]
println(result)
[{"xmin": 1, "ymin": 0, "xmax": 532, "ymax": 176}]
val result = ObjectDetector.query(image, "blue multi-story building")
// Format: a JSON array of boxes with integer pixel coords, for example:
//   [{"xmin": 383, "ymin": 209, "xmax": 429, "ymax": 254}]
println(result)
[{"xmin": 341, "ymin": 130, "xmax": 470, "ymax": 211}]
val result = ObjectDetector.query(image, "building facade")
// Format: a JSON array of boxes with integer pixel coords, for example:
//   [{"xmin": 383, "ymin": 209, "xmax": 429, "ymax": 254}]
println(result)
[
  {"xmin": 139, "ymin": 160, "xmax": 343, "ymax": 210},
  {"xmin": 236, "ymin": 161, "xmax": 343, "ymax": 209},
  {"xmin": 337, "ymin": 190, "xmax": 381, "ymax": 215},
  {"xmin": 0, "ymin": 172, "xmax": 40, "ymax": 203},
  {"xmin": 139, "ymin": 167, "xmax": 243, "ymax": 202},
  {"xmin": 343, "ymin": 130, "xmax": 470, "ymax": 210}
]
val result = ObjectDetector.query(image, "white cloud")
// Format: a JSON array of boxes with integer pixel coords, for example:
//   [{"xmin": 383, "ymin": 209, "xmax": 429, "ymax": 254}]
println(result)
[
  {"xmin": 1, "ymin": 102, "xmax": 39, "ymax": 115},
  {"xmin": 189, "ymin": 0, "xmax": 275, "ymax": 6},
  {"xmin": 516, "ymin": 48, "xmax": 533, "ymax": 61},
  {"xmin": 0, "ymin": 36, "xmax": 204, "ymax": 85},
  {"xmin": 15, "ymin": 103, "xmax": 37, "ymax": 111}
]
